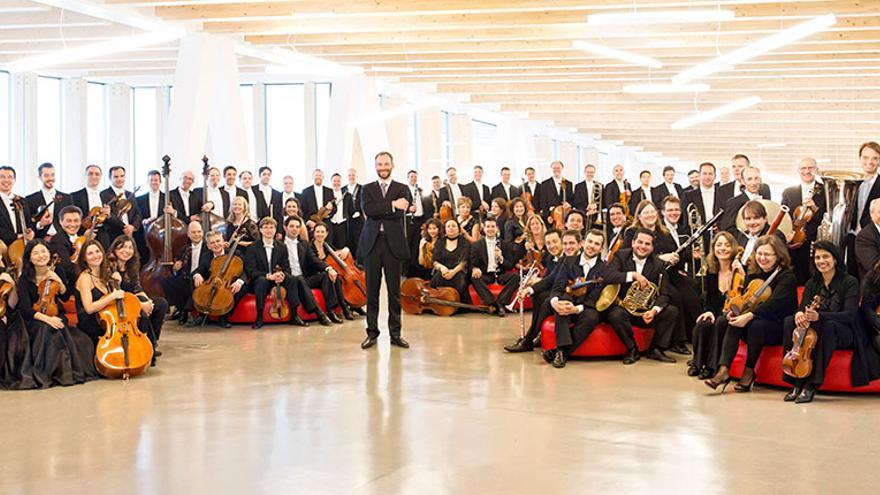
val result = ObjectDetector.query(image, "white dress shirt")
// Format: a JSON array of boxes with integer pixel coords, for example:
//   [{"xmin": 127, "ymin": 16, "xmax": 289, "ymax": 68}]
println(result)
[
  {"xmin": 742, "ymin": 232, "xmax": 760, "ymax": 263},
  {"xmin": 206, "ymin": 186, "xmax": 223, "ymax": 217},
  {"xmin": 700, "ymin": 185, "xmax": 715, "ymax": 216},
  {"xmin": 331, "ymin": 189, "xmax": 345, "ymax": 224},
  {"xmin": 501, "ymin": 182, "xmax": 511, "ymax": 199},
  {"xmin": 584, "ymin": 180, "xmax": 597, "ymax": 205},
  {"xmin": 410, "ymin": 186, "xmax": 423, "ymax": 217},
  {"xmin": 448, "ymin": 182, "xmax": 462, "ymax": 204},
  {"xmin": 263, "ymin": 241, "xmax": 274, "ymax": 268},
  {"xmin": 285, "ymin": 237, "xmax": 302, "ymax": 276},
  {"xmin": 282, "ymin": 191, "xmax": 296, "ymax": 208},
  {"xmin": 474, "ymin": 181, "xmax": 485, "ymax": 202},
  {"xmin": 485, "ymin": 237, "xmax": 499, "ymax": 273},
  {"xmin": 148, "ymin": 190, "xmax": 161, "ymax": 219},
  {"xmin": 190, "ymin": 241, "xmax": 203, "ymax": 274},
  {"xmin": 733, "ymin": 180, "xmax": 745, "ymax": 197},
  {"xmin": 665, "ymin": 221, "xmax": 681, "ymax": 248},
  {"xmin": 665, "ymin": 182, "xmax": 678, "ymax": 198},
  {"xmin": 246, "ymin": 189, "xmax": 258, "ymax": 219},
  {"xmin": 260, "ymin": 184, "xmax": 273, "ymax": 209},
  {"xmin": 224, "ymin": 184, "xmax": 238, "ymax": 198},
  {"xmin": 86, "ymin": 187, "xmax": 102, "ymax": 210},
  {"xmin": 178, "ymin": 188, "xmax": 191, "ymax": 217}
]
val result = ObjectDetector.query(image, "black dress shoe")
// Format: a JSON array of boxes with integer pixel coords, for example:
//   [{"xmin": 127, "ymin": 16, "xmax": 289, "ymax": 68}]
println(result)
[
  {"xmin": 687, "ymin": 365, "xmax": 700, "ymax": 377},
  {"xmin": 784, "ymin": 387, "xmax": 802, "ymax": 402},
  {"xmin": 645, "ymin": 348, "xmax": 676, "ymax": 363},
  {"xmin": 361, "ymin": 336, "xmax": 377, "ymax": 349},
  {"xmin": 504, "ymin": 338, "xmax": 533, "ymax": 353},
  {"xmin": 219, "ymin": 317, "xmax": 232, "ymax": 329},
  {"xmin": 327, "ymin": 311, "xmax": 344, "ymax": 324},
  {"xmin": 186, "ymin": 315, "xmax": 206, "ymax": 328},
  {"xmin": 531, "ymin": 334, "xmax": 543, "ymax": 348},
  {"xmin": 291, "ymin": 315, "xmax": 308, "ymax": 327},
  {"xmin": 342, "ymin": 305, "xmax": 355, "ymax": 320},
  {"xmin": 352, "ymin": 306, "xmax": 366, "ymax": 316},
  {"xmin": 390, "ymin": 336, "xmax": 410, "ymax": 348},
  {"xmin": 315, "ymin": 310, "xmax": 332, "ymax": 326},
  {"xmin": 153, "ymin": 348, "xmax": 163, "ymax": 358},
  {"xmin": 552, "ymin": 350, "xmax": 566, "ymax": 368},
  {"xmin": 252, "ymin": 320, "xmax": 264, "ymax": 329},
  {"xmin": 698, "ymin": 368, "xmax": 715, "ymax": 380},
  {"xmin": 795, "ymin": 387, "xmax": 816, "ymax": 404},
  {"xmin": 542, "ymin": 349, "xmax": 557, "ymax": 364},
  {"xmin": 669, "ymin": 343, "xmax": 692, "ymax": 355},
  {"xmin": 622, "ymin": 347, "xmax": 640, "ymax": 365},
  {"xmin": 495, "ymin": 304, "xmax": 506, "ymax": 317}
]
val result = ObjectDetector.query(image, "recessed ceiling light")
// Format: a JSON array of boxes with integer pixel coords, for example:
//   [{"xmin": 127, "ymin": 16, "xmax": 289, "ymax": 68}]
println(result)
[
  {"xmin": 587, "ymin": 10, "xmax": 735, "ymax": 26},
  {"xmin": 671, "ymin": 96, "xmax": 762, "ymax": 130}
]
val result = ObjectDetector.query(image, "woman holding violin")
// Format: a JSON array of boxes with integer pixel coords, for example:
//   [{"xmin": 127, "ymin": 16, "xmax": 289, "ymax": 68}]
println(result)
[
  {"xmin": 0, "ymin": 256, "xmax": 35, "ymax": 389},
  {"xmin": 780, "ymin": 242, "xmax": 880, "ymax": 403},
  {"xmin": 456, "ymin": 197, "xmax": 481, "ymax": 244},
  {"xmin": 310, "ymin": 222, "xmax": 355, "ymax": 321},
  {"xmin": 107, "ymin": 235, "xmax": 168, "ymax": 362},
  {"xmin": 5, "ymin": 240, "xmax": 98, "ymax": 388},
  {"xmin": 430, "ymin": 219, "xmax": 472, "ymax": 303},
  {"xmin": 689, "ymin": 232, "xmax": 740, "ymax": 379},
  {"xmin": 415, "ymin": 218, "xmax": 443, "ymax": 280},
  {"xmin": 705, "ymin": 235, "xmax": 798, "ymax": 393},
  {"xmin": 521, "ymin": 213, "xmax": 547, "ymax": 266},
  {"xmin": 225, "ymin": 196, "xmax": 259, "ymax": 258}
]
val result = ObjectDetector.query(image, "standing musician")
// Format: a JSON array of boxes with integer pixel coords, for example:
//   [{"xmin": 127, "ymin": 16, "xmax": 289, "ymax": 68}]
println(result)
[
  {"xmin": 160, "ymin": 221, "xmax": 209, "ymax": 326},
  {"xmin": 106, "ymin": 235, "xmax": 168, "ymax": 364},
  {"xmin": 135, "ymin": 169, "xmax": 166, "ymax": 263},
  {"xmin": 719, "ymin": 166, "xmax": 732, "ymax": 185},
  {"xmin": 430, "ymin": 219, "xmax": 471, "ymax": 304},
  {"xmin": 523, "ymin": 167, "xmax": 540, "ymax": 210},
  {"xmin": 848, "ymin": 142, "xmax": 880, "ymax": 276},
  {"xmin": 343, "ymin": 168, "xmax": 364, "ymax": 257},
  {"xmin": 169, "ymin": 170, "xmax": 200, "ymax": 224},
  {"xmin": 572, "ymin": 164, "xmax": 602, "ymax": 227},
  {"xmin": 281, "ymin": 175, "xmax": 298, "ymax": 208},
  {"xmin": 782, "ymin": 157, "xmax": 826, "ymax": 284},
  {"xmin": 659, "ymin": 196, "xmax": 699, "ymax": 355},
  {"xmin": 733, "ymin": 200, "xmax": 786, "ymax": 264},
  {"xmin": 425, "ymin": 175, "xmax": 442, "ymax": 219},
  {"xmin": 503, "ymin": 229, "xmax": 569, "ymax": 352},
  {"xmin": 630, "ymin": 170, "xmax": 652, "ymax": 215},
  {"xmin": 705, "ymin": 236, "xmax": 798, "ymax": 393},
  {"xmin": 16, "ymin": 240, "xmax": 98, "ymax": 387},
  {"xmin": 456, "ymin": 197, "xmax": 481, "ymax": 244},
  {"xmin": 238, "ymin": 170, "xmax": 261, "ymax": 220},
  {"xmin": 855, "ymin": 199, "xmax": 880, "ymax": 280},
  {"xmin": 100, "ymin": 166, "xmax": 143, "ymax": 247},
  {"xmin": 254, "ymin": 166, "xmax": 284, "ymax": 226},
  {"xmin": 225, "ymin": 196, "xmax": 258, "ymax": 258},
  {"xmin": 358, "ymin": 151, "xmax": 412, "ymax": 350},
  {"xmin": 543, "ymin": 229, "xmax": 627, "ymax": 368},
  {"xmin": 491, "ymin": 166, "xmax": 521, "ymax": 202},
  {"xmin": 537, "ymin": 161, "xmax": 573, "ymax": 226},
  {"xmin": 189, "ymin": 230, "xmax": 249, "ymax": 329},
  {"xmin": 415, "ymin": 218, "xmax": 443, "ymax": 280},
  {"xmin": 300, "ymin": 168, "xmax": 335, "ymax": 231},
  {"xmin": 244, "ymin": 217, "xmax": 307, "ymax": 329},
  {"xmin": 74, "ymin": 239, "xmax": 125, "ymax": 346},
  {"xmin": 195, "ymin": 166, "xmax": 231, "ymax": 219},
  {"xmin": 689, "ymin": 232, "xmax": 740, "ymax": 379},
  {"xmin": 222, "ymin": 165, "xmax": 250, "ymax": 200},
  {"xmin": 606, "ymin": 228, "xmax": 680, "ymax": 365},
  {"xmin": 283, "ymin": 199, "xmax": 310, "ymax": 242},
  {"xmin": 467, "ymin": 165, "xmax": 491, "ymax": 215},
  {"xmin": 405, "ymin": 170, "xmax": 427, "ymax": 276},
  {"xmin": 0, "ymin": 166, "xmax": 37, "ymax": 250},
  {"xmin": 26, "ymin": 162, "xmax": 71, "ymax": 240},
  {"xmin": 438, "ymin": 166, "xmax": 465, "ymax": 211},
  {"xmin": 309, "ymin": 222, "xmax": 356, "ymax": 322},
  {"xmin": 48, "ymin": 205, "xmax": 84, "ymax": 287},
  {"xmin": 602, "ymin": 164, "xmax": 631, "ymax": 218},
  {"xmin": 718, "ymin": 154, "xmax": 771, "ymax": 207},
  {"xmin": 719, "ymin": 166, "xmax": 771, "ymax": 233},
  {"xmin": 651, "ymin": 165, "xmax": 684, "ymax": 206},
  {"xmin": 682, "ymin": 162, "xmax": 723, "ymax": 226},
  {"xmin": 781, "ymin": 242, "xmax": 880, "ymax": 403},
  {"xmin": 71, "ymin": 165, "xmax": 110, "ymax": 245},
  {"xmin": 328, "ymin": 173, "xmax": 351, "ymax": 249},
  {"xmin": 489, "ymin": 198, "xmax": 509, "ymax": 234},
  {"xmin": 684, "ymin": 170, "xmax": 700, "ymax": 193},
  {"xmin": 469, "ymin": 217, "xmax": 519, "ymax": 317}
]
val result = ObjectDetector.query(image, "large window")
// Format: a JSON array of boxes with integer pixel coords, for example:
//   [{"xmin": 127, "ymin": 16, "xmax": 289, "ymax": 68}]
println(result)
[
  {"xmin": 441, "ymin": 110, "xmax": 452, "ymax": 167},
  {"xmin": 132, "ymin": 87, "xmax": 158, "ymax": 187},
  {"xmin": 37, "ymin": 76, "xmax": 62, "ymax": 167},
  {"xmin": 265, "ymin": 83, "xmax": 305, "ymax": 186},
  {"xmin": 0, "ymin": 71, "xmax": 9, "ymax": 164},
  {"xmin": 87, "ymin": 82, "xmax": 107, "ymax": 167},
  {"xmin": 407, "ymin": 113, "xmax": 419, "ymax": 170},
  {"xmin": 240, "ymin": 84, "xmax": 254, "ymax": 165},
  {"xmin": 472, "ymin": 119, "xmax": 498, "ymax": 180},
  {"xmin": 315, "ymin": 82, "xmax": 331, "ymax": 168}
]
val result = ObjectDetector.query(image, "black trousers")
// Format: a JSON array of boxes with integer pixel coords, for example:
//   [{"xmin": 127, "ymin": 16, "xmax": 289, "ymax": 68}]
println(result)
[
  {"xmin": 554, "ymin": 307, "xmax": 603, "ymax": 357},
  {"xmin": 347, "ymin": 216, "xmax": 364, "ymax": 258},
  {"xmin": 471, "ymin": 271, "xmax": 519, "ymax": 306},
  {"xmin": 666, "ymin": 273, "xmax": 700, "ymax": 343},
  {"xmin": 139, "ymin": 296, "xmax": 168, "ymax": 346},
  {"xmin": 405, "ymin": 216, "xmax": 425, "ymax": 277},
  {"xmin": 329, "ymin": 221, "xmax": 348, "ymax": 251},
  {"xmin": 606, "ymin": 304, "xmax": 678, "ymax": 351},
  {"xmin": 522, "ymin": 289, "xmax": 553, "ymax": 343},
  {"xmin": 304, "ymin": 272, "xmax": 339, "ymax": 310},
  {"xmin": 790, "ymin": 243, "xmax": 813, "ymax": 285},
  {"xmin": 718, "ymin": 316, "xmax": 783, "ymax": 369},
  {"xmin": 365, "ymin": 233, "xmax": 402, "ymax": 338},
  {"xmin": 252, "ymin": 276, "xmax": 301, "ymax": 321},
  {"xmin": 160, "ymin": 275, "xmax": 192, "ymax": 311},
  {"xmin": 782, "ymin": 316, "xmax": 855, "ymax": 387},
  {"xmin": 692, "ymin": 317, "xmax": 724, "ymax": 371},
  {"xmin": 430, "ymin": 271, "xmax": 471, "ymax": 303}
]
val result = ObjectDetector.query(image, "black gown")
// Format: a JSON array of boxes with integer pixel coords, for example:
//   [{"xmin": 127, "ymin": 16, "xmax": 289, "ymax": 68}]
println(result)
[
  {"xmin": 1, "ymin": 278, "xmax": 98, "ymax": 389},
  {"xmin": 430, "ymin": 237, "xmax": 471, "ymax": 303},
  {"xmin": 76, "ymin": 285, "xmax": 109, "ymax": 346}
]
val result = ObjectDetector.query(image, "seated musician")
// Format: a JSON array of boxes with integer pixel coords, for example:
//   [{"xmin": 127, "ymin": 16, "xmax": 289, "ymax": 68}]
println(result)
[
  {"xmin": 469, "ymin": 217, "xmax": 519, "ymax": 317},
  {"xmin": 523, "ymin": 213, "xmax": 547, "ymax": 259},
  {"xmin": 106, "ymin": 235, "xmax": 168, "ymax": 365},
  {"xmin": 733, "ymin": 200, "xmax": 786, "ymax": 262},
  {"xmin": 607, "ymin": 228, "xmax": 681, "ymax": 365},
  {"xmin": 160, "ymin": 221, "xmax": 209, "ymax": 326},
  {"xmin": 244, "ymin": 217, "xmax": 307, "ymax": 329},
  {"xmin": 781, "ymin": 242, "xmax": 880, "ymax": 403},
  {"xmin": 430, "ymin": 219, "xmax": 472, "ymax": 304},
  {"xmin": 621, "ymin": 200, "xmax": 676, "ymax": 254},
  {"xmin": 11, "ymin": 240, "xmax": 98, "ymax": 388},
  {"xmin": 605, "ymin": 202, "xmax": 628, "ymax": 259},
  {"xmin": 859, "ymin": 260, "xmax": 880, "ymax": 355},
  {"xmin": 283, "ymin": 197, "xmax": 309, "ymax": 241},
  {"xmin": 690, "ymin": 232, "xmax": 740, "ymax": 379},
  {"xmin": 74, "ymin": 239, "xmax": 128, "ymax": 346},
  {"xmin": 415, "ymin": 218, "xmax": 443, "ymax": 280},
  {"xmin": 504, "ymin": 228, "xmax": 570, "ymax": 352},
  {"xmin": 456, "ymin": 197, "xmax": 481, "ymax": 243},
  {"xmin": 188, "ymin": 230, "xmax": 249, "ymax": 329},
  {"xmin": 309, "ymin": 221, "xmax": 356, "ymax": 322},
  {"xmin": 544, "ymin": 229, "xmax": 626, "ymax": 368},
  {"xmin": 489, "ymin": 198, "xmax": 508, "ymax": 234},
  {"xmin": 226, "ymin": 196, "xmax": 258, "ymax": 258},
  {"xmin": 48, "ymin": 205, "xmax": 84, "ymax": 287},
  {"xmin": 705, "ymin": 235, "xmax": 798, "ymax": 392},
  {"xmin": 503, "ymin": 197, "xmax": 529, "ymax": 260}
]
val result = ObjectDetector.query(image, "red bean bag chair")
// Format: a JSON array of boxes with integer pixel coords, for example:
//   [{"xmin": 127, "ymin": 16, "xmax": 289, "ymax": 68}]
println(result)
[
  {"xmin": 540, "ymin": 317, "xmax": 654, "ymax": 357},
  {"xmin": 220, "ymin": 289, "xmax": 332, "ymax": 324},
  {"xmin": 468, "ymin": 284, "xmax": 532, "ymax": 310},
  {"xmin": 63, "ymin": 298, "xmax": 78, "ymax": 327}
]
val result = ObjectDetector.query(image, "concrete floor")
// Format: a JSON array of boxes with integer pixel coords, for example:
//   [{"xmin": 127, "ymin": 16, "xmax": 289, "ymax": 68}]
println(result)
[{"xmin": 2, "ymin": 312, "xmax": 880, "ymax": 495}]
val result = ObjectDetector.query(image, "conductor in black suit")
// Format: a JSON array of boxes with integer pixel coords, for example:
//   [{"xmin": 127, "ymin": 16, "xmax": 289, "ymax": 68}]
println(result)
[{"xmin": 358, "ymin": 151, "xmax": 413, "ymax": 350}]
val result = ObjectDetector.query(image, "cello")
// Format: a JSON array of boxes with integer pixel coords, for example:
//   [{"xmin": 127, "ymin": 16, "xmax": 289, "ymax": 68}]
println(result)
[
  {"xmin": 324, "ymin": 241, "xmax": 367, "ymax": 309},
  {"xmin": 140, "ymin": 156, "xmax": 188, "ymax": 297},
  {"xmin": 191, "ymin": 224, "xmax": 245, "ymax": 316},
  {"xmin": 266, "ymin": 265, "xmax": 290, "ymax": 321},
  {"xmin": 782, "ymin": 296, "xmax": 821, "ymax": 379},
  {"xmin": 400, "ymin": 277, "xmax": 496, "ymax": 316},
  {"xmin": 438, "ymin": 181, "xmax": 455, "ymax": 222},
  {"xmin": 95, "ymin": 279, "xmax": 153, "ymax": 379}
]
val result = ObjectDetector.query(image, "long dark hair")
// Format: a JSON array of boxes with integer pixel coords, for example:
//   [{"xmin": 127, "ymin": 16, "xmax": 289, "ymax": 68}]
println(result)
[
  {"xmin": 75, "ymin": 239, "xmax": 112, "ymax": 282},
  {"xmin": 107, "ymin": 235, "xmax": 140, "ymax": 282},
  {"xmin": 810, "ymin": 240, "xmax": 846, "ymax": 280},
  {"xmin": 20, "ymin": 239, "xmax": 52, "ymax": 284}
]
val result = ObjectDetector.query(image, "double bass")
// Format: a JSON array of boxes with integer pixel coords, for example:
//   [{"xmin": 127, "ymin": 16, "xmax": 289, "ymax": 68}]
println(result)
[
  {"xmin": 140, "ymin": 156, "xmax": 188, "ymax": 297},
  {"xmin": 400, "ymin": 277, "xmax": 496, "ymax": 316},
  {"xmin": 324, "ymin": 242, "xmax": 367, "ymax": 309},
  {"xmin": 782, "ymin": 296, "xmax": 821, "ymax": 379},
  {"xmin": 191, "ymin": 225, "xmax": 245, "ymax": 316},
  {"xmin": 199, "ymin": 156, "xmax": 229, "ymax": 237},
  {"xmin": 95, "ymin": 279, "xmax": 153, "ymax": 379}
]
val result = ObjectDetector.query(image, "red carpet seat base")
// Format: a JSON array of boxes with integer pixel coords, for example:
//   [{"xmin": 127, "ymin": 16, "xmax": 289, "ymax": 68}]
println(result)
[
  {"xmin": 212, "ymin": 289, "xmax": 333, "ymax": 324},
  {"xmin": 540, "ymin": 317, "xmax": 654, "ymax": 357},
  {"xmin": 468, "ymin": 284, "xmax": 532, "ymax": 310}
]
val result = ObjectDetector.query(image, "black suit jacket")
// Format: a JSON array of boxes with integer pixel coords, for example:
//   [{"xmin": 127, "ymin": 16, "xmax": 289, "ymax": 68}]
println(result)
[
  {"xmin": 244, "ymin": 238, "xmax": 291, "ymax": 280},
  {"xmin": 550, "ymin": 257, "xmax": 626, "ymax": 307},
  {"xmin": 342, "ymin": 183, "xmax": 364, "ymax": 217},
  {"xmin": 651, "ymin": 182, "xmax": 684, "ymax": 207},
  {"xmin": 25, "ymin": 190, "xmax": 71, "ymax": 236},
  {"xmin": 469, "ymin": 237, "xmax": 516, "ymax": 274},
  {"xmin": 135, "ymin": 191, "xmax": 166, "ymax": 222},
  {"xmin": 855, "ymin": 224, "xmax": 880, "ymax": 277},
  {"xmin": 682, "ymin": 186, "xmax": 724, "ymax": 224},
  {"xmin": 465, "ymin": 181, "xmax": 491, "ymax": 210},
  {"xmin": 299, "ymin": 185, "xmax": 335, "ymax": 221},
  {"xmin": 718, "ymin": 181, "xmax": 771, "ymax": 207},
  {"xmin": 602, "ymin": 180, "xmax": 631, "ymax": 210},
  {"xmin": 357, "ymin": 181, "xmax": 412, "ymax": 260},
  {"xmin": 537, "ymin": 178, "xmax": 574, "ymax": 222},
  {"xmin": 168, "ymin": 188, "xmax": 200, "ymax": 224},
  {"xmin": 0, "ymin": 196, "xmax": 33, "ymax": 246},
  {"xmin": 192, "ymin": 187, "xmax": 231, "ymax": 219},
  {"xmin": 438, "ymin": 182, "xmax": 465, "ymax": 208},
  {"xmin": 531, "ymin": 254, "xmax": 575, "ymax": 296},
  {"xmin": 491, "ymin": 183, "xmax": 521, "ymax": 202},
  {"xmin": 252, "ymin": 185, "xmax": 284, "ymax": 223},
  {"xmin": 175, "ymin": 242, "xmax": 211, "ymax": 278},
  {"xmin": 100, "ymin": 187, "xmax": 143, "ymax": 236},
  {"xmin": 720, "ymin": 193, "xmax": 761, "ymax": 233},
  {"xmin": 781, "ymin": 182, "xmax": 826, "ymax": 240},
  {"xmin": 572, "ymin": 180, "xmax": 602, "ymax": 211},
  {"xmin": 855, "ymin": 177, "xmax": 880, "ymax": 229},
  {"xmin": 630, "ymin": 187, "xmax": 652, "ymax": 213},
  {"xmin": 609, "ymin": 248, "xmax": 671, "ymax": 309}
]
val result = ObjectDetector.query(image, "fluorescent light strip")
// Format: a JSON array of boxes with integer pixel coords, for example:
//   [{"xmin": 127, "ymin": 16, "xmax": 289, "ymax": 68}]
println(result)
[
  {"xmin": 367, "ymin": 66, "xmax": 415, "ymax": 73},
  {"xmin": 571, "ymin": 40, "xmax": 662, "ymax": 69},
  {"xmin": 757, "ymin": 142, "xmax": 787, "ymax": 149},
  {"xmin": 587, "ymin": 9, "xmax": 735, "ymax": 26},
  {"xmin": 622, "ymin": 83, "xmax": 711, "ymax": 94},
  {"xmin": 673, "ymin": 14, "xmax": 837, "ymax": 84},
  {"xmin": 670, "ymin": 96, "xmax": 762, "ymax": 130}
]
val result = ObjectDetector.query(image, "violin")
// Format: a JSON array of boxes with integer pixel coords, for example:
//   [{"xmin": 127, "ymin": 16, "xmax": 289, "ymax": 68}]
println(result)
[
  {"xmin": 782, "ymin": 296, "xmax": 821, "ymax": 379},
  {"xmin": 400, "ymin": 277, "xmax": 495, "ymax": 316},
  {"xmin": 722, "ymin": 247, "xmax": 746, "ymax": 313},
  {"xmin": 95, "ymin": 279, "xmax": 153, "ymax": 379},
  {"xmin": 606, "ymin": 229, "xmax": 624, "ymax": 262},
  {"xmin": 520, "ymin": 178, "xmax": 536, "ymax": 214},
  {"xmin": 620, "ymin": 179, "xmax": 633, "ymax": 222},
  {"xmin": 31, "ymin": 194, "xmax": 62, "ymax": 225},
  {"xmin": 565, "ymin": 277, "xmax": 604, "ymax": 298},
  {"xmin": 33, "ymin": 254, "xmax": 62, "ymax": 318},
  {"xmin": 192, "ymin": 226, "xmax": 245, "ymax": 316},
  {"xmin": 726, "ymin": 267, "xmax": 781, "ymax": 317},
  {"xmin": 421, "ymin": 240, "xmax": 434, "ymax": 269},
  {"xmin": 309, "ymin": 203, "xmax": 332, "ymax": 224},
  {"xmin": 266, "ymin": 265, "xmax": 290, "ymax": 321},
  {"xmin": 81, "ymin": 204, "xmax": 109, "ymax": 232},
  {"xmin": 324, "ymin": 242, "xmax": 367, "ymax": 309},
  {"xmin": 789, "ymin": 190, "xmax": 818, "ymax": 249}
]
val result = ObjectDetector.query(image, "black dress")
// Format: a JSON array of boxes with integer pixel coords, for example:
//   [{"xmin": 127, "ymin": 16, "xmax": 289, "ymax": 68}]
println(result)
[
  {"xmin": 430, "ymin": 237, "xmax": 471, "ymax": 303},
  {"xmin": 225, "ymin": 219, "xmax": 258, "ymax": 258},
  {"xmin": 1, "ymin": 278, "xmax": 98, "ymax": 389},
  {"xmin": 76, "ymin": 285, "xmax": 109, "ymax": 346},
  {"xmin": 503, "ymin": 219, "xmax": 527, "ymax": 264},
  {"xmin": 0, "ymin": 311, "xmax": 37, "ymax": 390},
  {"xmin": 780, "ymin": 273, "xmax": 880, "ymax": 387},
  {"xmin": 309, "ymin": 243, "xmax": 346, "ymax": 311},
  {"xmin": 691, "ymin": 271, "xmax": 729, "ymax": 373}
]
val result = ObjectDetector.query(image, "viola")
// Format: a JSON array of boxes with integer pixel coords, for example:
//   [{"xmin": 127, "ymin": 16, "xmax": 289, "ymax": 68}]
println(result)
[
  {"xmin": 520, "ymin": 178, "xmax": 535, "ymax": 214},
  {"xmin": 192, "ymin": 226, "xmax": 245, "ymax": 316},
  {"xmin": 141, "ymin": 156, "xmax": 189, "ymax": 298},
  {"xmin": 31, "ymin": 194, "xmax": 62, "ymax": 225},
  {"xmin": 400, "ymin": 277, "xmax": 495, "ymax": 316},
  {"xmin": 782, "ymin": 296, "xmax": 821, "ymax": 379},
  {"xmin": 726, "ymin": 267, "xmax": 781, "ymax": 317},
  {"xmin": 33, "ymin": 255, "xmax": 62, "ymax": 318},
  {"xmin": 789, "ymin": 190, "xmax": 818, "ymax": 249},
  {"xmin": 95, "ymin": 279, "xmax": 153, "ymax": 379},
  {"xmin": 620, "ymin": 179, "xmax": 633, "ymax": 223},
  {"xmin": 324, "ymin": 242, "xmax": 367, "ymax": 309},
  {"xmin": 267, "ymin": 265, "xmax": 290, "ymax": 321}
]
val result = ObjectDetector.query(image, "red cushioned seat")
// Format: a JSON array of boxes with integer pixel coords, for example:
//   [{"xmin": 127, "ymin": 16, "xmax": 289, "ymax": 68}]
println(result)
[
  {"xmin": 730, "ymin": 343, "xmax": 880, "ymax": 393},
  {"xmin": 540, "ymin": 317, "xmax": 654, "ymax": 357},
  {"xmin": 63, "ymin": 298, "xmax": 78, "ymax": 327},
  {"xmin": 468, "ymin": 284, "xmax": 532, "ymax": 310},
  {"xmin": 220, "ymin": 289, "xmax": 331, "ymax": 324}
]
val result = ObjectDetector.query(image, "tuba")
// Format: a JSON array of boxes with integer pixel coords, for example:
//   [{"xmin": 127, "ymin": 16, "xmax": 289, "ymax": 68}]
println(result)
[{"xmin": 817, "ymin": 171, "xmax": 864, "ymax": 250}]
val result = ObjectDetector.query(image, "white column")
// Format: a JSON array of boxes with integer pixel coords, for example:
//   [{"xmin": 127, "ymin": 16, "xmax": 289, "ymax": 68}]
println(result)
[
  {"xmin": 252, "ymin": 82, "xmax": 266, "ymax": 171},
  {"xmin": 156, "ymin": 86, "xmax": 171, "ymax": 170},
  {"xmin": 418, "ymin": 107, "xmax": 442, "ymax": 180},
  {"xmin": 534, "ymin": 135, "xmax": 553, "ymax": 174},
  {"xmin": 61, "ymin": 78, "xmax": 87, "ymax": 191},
  {"xmin": 559, "ymin": 141, "xmax": 577, "ymax": 181},
  {"xmin": 303, "ymin": 81, "xmax": 317, "ymax": 170},
  {"xmin": 450, "ymin": 113, "xmax": 472, "ymax": 172},
  {"xmin": 11, "ymin": 72, "xmax": 37, "ymax": 195},
  {"xmin": 106, "ymin": 83, "xmax": 131, "ymax": 170}
]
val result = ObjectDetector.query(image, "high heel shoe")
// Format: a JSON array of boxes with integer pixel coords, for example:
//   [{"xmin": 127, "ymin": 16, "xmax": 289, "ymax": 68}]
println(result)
[
  {"xmin": 704, "ymin": 368, "xmax": 732, "ymax": 392},
  {"xmin": 734, "ymin": 368, "xmax": 756, "ymax": 393}
]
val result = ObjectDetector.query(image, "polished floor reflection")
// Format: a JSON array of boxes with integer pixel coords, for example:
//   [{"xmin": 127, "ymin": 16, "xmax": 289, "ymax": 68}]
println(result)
[{"xmin": 2, "ymin": 313, "xmax": 880, "ymax": 494}]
